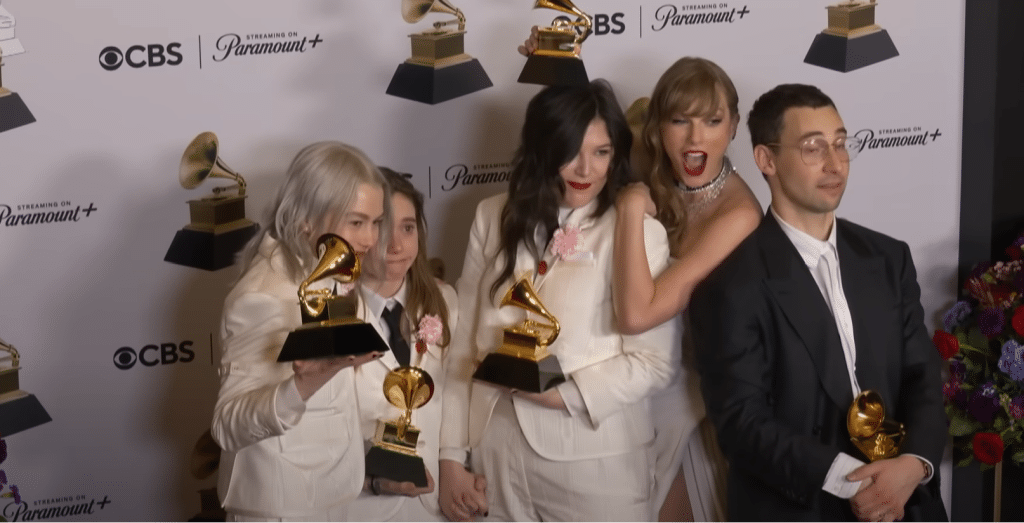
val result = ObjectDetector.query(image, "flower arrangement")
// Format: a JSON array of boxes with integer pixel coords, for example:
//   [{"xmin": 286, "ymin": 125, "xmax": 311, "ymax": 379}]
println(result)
[
  {"xmin": 935, "ymin": 233, "xmax": 1024, "ymax": 470},
  {"xmin": 1, "ymin": 434, "xmax": 23, "ymax": 521}
]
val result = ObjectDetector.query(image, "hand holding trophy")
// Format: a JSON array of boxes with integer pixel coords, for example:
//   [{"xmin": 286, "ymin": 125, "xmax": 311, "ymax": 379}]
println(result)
[
  {"xmin": 277, "ymin": 233, "xmax": 390, "ymax": 362},
  {"xmin": 847, "ymin": 389, "xmax": 906, "ymax": 461},
  {"xmin": 518, "ymin": 0, "xmax": 592, "ymax": 86},
  {"xmin": 365, "ymin": 366, "xmax": 435, "ymax": 487},
  {"xmin": 472, "ymin": 275, "xmax": 566, "ymax": 393}
]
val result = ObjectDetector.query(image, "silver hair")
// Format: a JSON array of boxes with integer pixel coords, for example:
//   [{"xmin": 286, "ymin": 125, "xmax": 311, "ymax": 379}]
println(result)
[{"xmin": 236, "ymin": 141, "xmax": 391, "ymax": 282}]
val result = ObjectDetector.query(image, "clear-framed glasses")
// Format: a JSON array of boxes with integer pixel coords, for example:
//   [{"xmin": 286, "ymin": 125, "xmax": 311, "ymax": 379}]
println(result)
[{"xmin": 767, "ymin": 136, "xmax": 863, "ymax": 165}]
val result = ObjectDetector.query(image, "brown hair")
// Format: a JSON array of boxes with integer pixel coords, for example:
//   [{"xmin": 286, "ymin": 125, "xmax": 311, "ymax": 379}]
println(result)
[
  {"xmin": 638, "ymin": 57, "xmax": 739, "ymax": 256},
  {"xmin": 379, "ymin": 167, "xmax": 451, "ymax": 348}
]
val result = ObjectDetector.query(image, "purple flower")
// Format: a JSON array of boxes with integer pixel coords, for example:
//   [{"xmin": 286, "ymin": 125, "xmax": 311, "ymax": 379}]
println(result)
[
  {"xmin": 999, "ymin": 339, "xmax": 1024, "ymax": 382},
  {"xmin": 944, "ymin": 301, "xmax": 974, "ymax": 331},
  {"xmin": 1010, "ymin": 396, "xmax": 1024, "ymax": 419},
  {"xmin": 979, "ymin": 308, "xmax": 1006, "ymax": 338},
  {"xmin": 10, "ymin": 484, "xmax": 19, "ymax": 505},
  {"xmin": 955, "ymin": 388, "xmax": 970, "ymax": 410},
  {"xmin": 950, "ymin": 359, "xmax": 967, "ymax": 379},
  {"xmin": 969, "ymin": 386, "xmax": 1001, "ymax": 423}
]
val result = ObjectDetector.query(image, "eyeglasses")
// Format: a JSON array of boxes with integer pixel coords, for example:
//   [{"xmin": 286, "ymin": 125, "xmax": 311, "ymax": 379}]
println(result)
[{"xmin": 767, "ymin": 136, "xmax": 863, "ymax": 165}]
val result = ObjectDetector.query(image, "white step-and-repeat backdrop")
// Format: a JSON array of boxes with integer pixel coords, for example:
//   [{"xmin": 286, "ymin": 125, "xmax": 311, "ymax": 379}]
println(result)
[{"xmin": 0, "ymin": 1, "xmax": 963, "ymax": 520}]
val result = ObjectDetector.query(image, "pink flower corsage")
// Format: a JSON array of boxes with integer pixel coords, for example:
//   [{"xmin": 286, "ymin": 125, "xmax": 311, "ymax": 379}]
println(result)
[
  {"xmin": 415, "ymin": 314, "xmax": 443, "ymax": 353},
  {"xmin": 335, "ymin": 282, "xmax": 355, "ymax": 296},
  {"xmin": 550, "ymin": 224, "xmax": 583, "ymax": 260}
]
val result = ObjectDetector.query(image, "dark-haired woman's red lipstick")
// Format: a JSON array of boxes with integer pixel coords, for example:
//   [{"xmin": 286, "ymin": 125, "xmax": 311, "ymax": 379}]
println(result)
[{"xmin": 567, "ymin": 181, "xmax": 592, "ymax": 190}]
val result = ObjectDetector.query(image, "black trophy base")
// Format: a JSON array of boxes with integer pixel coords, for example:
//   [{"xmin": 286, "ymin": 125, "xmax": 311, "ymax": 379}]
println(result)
[
  {"xmin": 0, "ymin": 92, "xmax": 37, "ymax": 133},
  {"xmin": 365, "ymin": 446, "xmax": 429, "ymax": 487},
  {"xmin": 386, "ymin": 59, "xmax": 492, "ymax": 105},
  {"xmin": 518, "ymin": 55, "xmax": 589, "ymax": 86},
  {"xmin": 472, "ymin": 352, "xmax": 566, "ymax": 393},
  {"xmin": 164, "ymin": 223, "xmax": 259, "ymax": 271},
  {"xmin": 0, "ymin": 393, "xmax": 52, "ymax": 437},
  {"xmin": 804, "ymin": 30, "xmax": 899, "ymax": 72},
  {"xmin": 277, "ymin": 322, "xmax": 390, "ymax": 362}
]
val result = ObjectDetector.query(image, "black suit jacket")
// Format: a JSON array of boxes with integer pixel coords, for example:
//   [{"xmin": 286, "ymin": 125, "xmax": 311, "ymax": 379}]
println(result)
[{"xmin": 689, "ymin": 213, "xmax": 947, "ymax": 521}]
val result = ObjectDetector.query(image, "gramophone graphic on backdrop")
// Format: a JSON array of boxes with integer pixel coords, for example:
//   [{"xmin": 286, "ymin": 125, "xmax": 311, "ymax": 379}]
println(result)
[
  {"xmin": 386, "ymin": 0, "xmax": 492, "ymax": 105},
  {"xmin": 0, "ymin": 336, "xmax": 51, "ymax": 439},
  {"xmin": 518, "ymin": 0, "xmax": 592, "ymax": 86},
  {"xmin": 164, "ymin": 132, "xmax": 259, "ymax": 271},
  {"xmin": 804, "ymin": 0, "xmax": 899, "ymax": 72},
  {"xmin": 0, "ymin": 0, "xmax": 36, "ymax": 134}
]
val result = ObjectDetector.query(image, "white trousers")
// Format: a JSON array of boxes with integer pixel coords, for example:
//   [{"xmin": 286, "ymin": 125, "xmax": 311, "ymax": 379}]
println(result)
[{"xmin": 471, "ymin": 394, "xmax": 654, "ymax": 522}]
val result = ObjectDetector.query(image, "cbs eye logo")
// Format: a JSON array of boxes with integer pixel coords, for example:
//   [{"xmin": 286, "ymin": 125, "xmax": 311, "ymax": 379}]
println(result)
[
  {"xmin": 113, "ymin": 341, "xmax": 195, "ymax": 370},
  {"xmin": 99, "ymin": 43, "xmax": 184, "ymax": 71}
]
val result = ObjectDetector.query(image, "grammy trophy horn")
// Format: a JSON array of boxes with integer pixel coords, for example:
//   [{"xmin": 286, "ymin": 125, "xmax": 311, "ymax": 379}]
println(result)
[
  {"xmin": 298, "ymin": 233, "xmax": 360, "ymax": 318},
  {"xmin": 533, "ymin": 0, "xmax": 593, "ymax": 44},
  {"xmin": 501, "ymin": 276, "xmax": 560, "ymax": 346},
  {"xmin": 401, "ymin": 0, "xmax": 465, "ymax": 30},
  {"xmin": 179, "ymin": 131, "xmax": 247, "ymax": 196}
]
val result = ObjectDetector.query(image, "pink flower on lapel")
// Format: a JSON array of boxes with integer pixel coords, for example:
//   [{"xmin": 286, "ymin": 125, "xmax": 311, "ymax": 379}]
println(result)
[
  {"xmin": 416, "ymin": 314, "xmax": 443, "ymax": 348},
  {"xmin": 336, "ymin": 282, "xmax": 355, "ymax": 296},
  {"xmin": 550, "ymin": 224, "xmax": 582, "ymax": 260}
]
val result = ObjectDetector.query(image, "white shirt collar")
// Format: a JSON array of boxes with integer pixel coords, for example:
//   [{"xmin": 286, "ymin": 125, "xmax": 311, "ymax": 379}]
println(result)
[
  {"xmin": 770, "ymin": 206, "xmax": 838, "ymax": 269},
  {"xmin": 360, "ymin": 278, "xmax": 409, "ymax": 320}
]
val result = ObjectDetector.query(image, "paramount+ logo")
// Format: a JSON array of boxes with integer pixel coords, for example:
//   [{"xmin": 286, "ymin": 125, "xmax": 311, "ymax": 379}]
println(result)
[
  {"xmin": 113, "ymin": 341, "xmax": 195, "ymax": 370},
  {"xmin": 98, "ymin": 43, "xmax": 183, "ymax": 71}
]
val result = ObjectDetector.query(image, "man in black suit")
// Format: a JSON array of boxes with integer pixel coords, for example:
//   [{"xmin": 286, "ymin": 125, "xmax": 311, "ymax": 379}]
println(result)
[{"xmin": 689, "ymin": 84, "xmax": 947, "ymax": 521}]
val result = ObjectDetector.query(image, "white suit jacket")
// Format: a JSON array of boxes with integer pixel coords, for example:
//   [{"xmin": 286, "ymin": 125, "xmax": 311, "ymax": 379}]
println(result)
[
  {"xmin": 441, "ymin": 193, "xmax": 678, "ymax": 463},
  {"xmin": 347, "ymin": 282, "xmax": 457, "ymax": 521},
  {"xmin": 211, "ymin": 235, "xmax": 364, "ymax": 519}
]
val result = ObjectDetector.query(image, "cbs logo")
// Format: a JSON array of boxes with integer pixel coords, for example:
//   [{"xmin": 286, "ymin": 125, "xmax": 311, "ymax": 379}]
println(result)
[
  {"xmin": 113, "ymin": 341, "xmax": 196, "ymax": 370},
  {"xmin": 99, "ymin": 43, "xmax": 184, "ymax": 71},
  {"xmin": 593, "ymin": 13, "xmax": 626, "ymax": 35}
]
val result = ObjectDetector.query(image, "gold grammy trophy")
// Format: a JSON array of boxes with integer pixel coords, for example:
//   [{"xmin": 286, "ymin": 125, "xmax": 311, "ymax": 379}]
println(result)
[
  {"xmin": 847, "ymin": 390, "xmax": 906, "ymax": 461},
  {"xmin": 164, "ymin": 132, "xmax": 258, "ymax": 271},
  {"xmin": 804, "ymin": 0, "xmax": 899, "ymax": 72},
  {"xmin": 386, "ymin": 0, "xmax": 492, "ymax": 104},
  {"xmin": 277, "ymin": 233, "xmax": 390, "ymax": 361},
  {"xmin": 472, "ymin": 275, "xmax": 566, "ymax": 393},
  {"xmin": 0, "ymin": 337, "xmax": 52, "ymax": 438},
  {"xmin": 518, "ymin": 0, "xmax": 592, "ymax": 86},
  {"xmin": 0, "ymin": 44, "xmax": 37, "ymax": 134},
  {"xmin": 365, "ymin": 366, "xmax": 434, "ymax": 487}
]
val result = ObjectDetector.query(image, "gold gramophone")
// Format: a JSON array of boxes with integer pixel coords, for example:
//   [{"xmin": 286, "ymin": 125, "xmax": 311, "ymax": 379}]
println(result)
[
  {"xmin": 164, "ymin": 132, "xmax": 258, "ymax": 271},
  {"xmin": 472, "ymin": 275, "xmax": 566, "ymax": 393},
  {"xmin": 277, "ymin": 233, "xmax": 389, "ymax": 361},
  {"xmin": 385, "ymin": 0, "xmax": 492, "ymax": 104},
  {"xmin": 804, "ymin": 0, "xmax": 899, "ymax": 72},
  {"xmin": 518, "ymin": 0, "xmax": 592, "ymax": 86},
  {"xmin": 0, "ymin": 17, "xmax": 37, "ymax": 134},
  {"xmin": 0, "ymin": 336, "xmax": 52, "ymax": 437},
  {"xmin": 365, "ymin": 366, "xmax": 435, "ymax": 487},
  {"xmin": 847, "ymin": 390, "xmax": 906, "ymax": 462}
]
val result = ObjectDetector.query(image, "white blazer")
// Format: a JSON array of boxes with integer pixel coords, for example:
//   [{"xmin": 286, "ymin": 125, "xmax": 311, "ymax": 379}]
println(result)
[
  {"xmin": 441, "ymin": 193, "xmax": 678, "ymax": 463},
  {"xmin": 347, "ymin": 282, "xmax": 457, "ymax": 521},
  {"xmin": 211, "ymin": 235, "xmax": 365, "ymax": 520}
]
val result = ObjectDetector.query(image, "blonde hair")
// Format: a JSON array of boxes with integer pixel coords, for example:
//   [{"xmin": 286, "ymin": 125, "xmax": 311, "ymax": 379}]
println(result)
[
  {"xmin": 638, "ymin": 57, "xmax": 739, "ymax": 256},
  {"xmin": 237, "ymin": 141, "xmax": 390, "ymax": 282}
]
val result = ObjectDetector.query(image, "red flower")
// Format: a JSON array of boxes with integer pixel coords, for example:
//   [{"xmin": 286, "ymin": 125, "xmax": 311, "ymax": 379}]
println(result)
[
  {"xmin": 1012, "ymin": 306, "xmax": 1024, "ymax": 337},
  {"xmin": 932, "ymin": 330, "xmax": 960, "ymax": 360},
  {"xmin": 973, "ymin": 432, "xmax": 1004, "ymax": 465}
]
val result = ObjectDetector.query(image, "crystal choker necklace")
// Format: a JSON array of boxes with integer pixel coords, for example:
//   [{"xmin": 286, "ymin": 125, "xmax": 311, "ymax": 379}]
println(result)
[{"xmin": 678, "ymin": 156, "xmax": 733, "ymax": 214}]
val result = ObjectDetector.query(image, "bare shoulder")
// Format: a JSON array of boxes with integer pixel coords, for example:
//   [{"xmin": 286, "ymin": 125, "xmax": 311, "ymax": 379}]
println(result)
[{"xmin": 709, "ymin": 173, "xmax": 762, "ymax": 237}]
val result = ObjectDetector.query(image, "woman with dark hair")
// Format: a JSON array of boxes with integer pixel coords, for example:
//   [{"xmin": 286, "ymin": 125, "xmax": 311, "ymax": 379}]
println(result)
[
  {"xmin": 346, "ymin": 168, "xmax": 467, "ymax": 521},
  {"xmin": 438, "ymin": 80, "xmax": 678, "ymax": 521}
]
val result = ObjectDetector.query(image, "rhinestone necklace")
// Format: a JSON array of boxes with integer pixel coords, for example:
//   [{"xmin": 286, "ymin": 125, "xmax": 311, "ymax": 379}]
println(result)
[{"xmin": 678, "ymin": 156, "xmax": 733, "ymax": 215}]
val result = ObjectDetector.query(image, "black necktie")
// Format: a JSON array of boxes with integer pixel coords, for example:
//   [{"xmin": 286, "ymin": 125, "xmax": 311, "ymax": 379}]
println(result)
[{"xmin": 382, "ymin": 303, "xmax": 410, "ymax": 367}]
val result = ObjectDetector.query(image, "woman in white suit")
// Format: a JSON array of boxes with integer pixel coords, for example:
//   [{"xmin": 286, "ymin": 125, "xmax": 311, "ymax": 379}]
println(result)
[
  {"xmin": 211, "ymin": 141, "xmax": 390, "ymax": 521},
  {"xmin": 438, "ymin": 81, "xmax": 678, "ymax": 522},
  {"xmin": 346, "ymin": 168, "xmax": 469, "ymax": 521}
]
